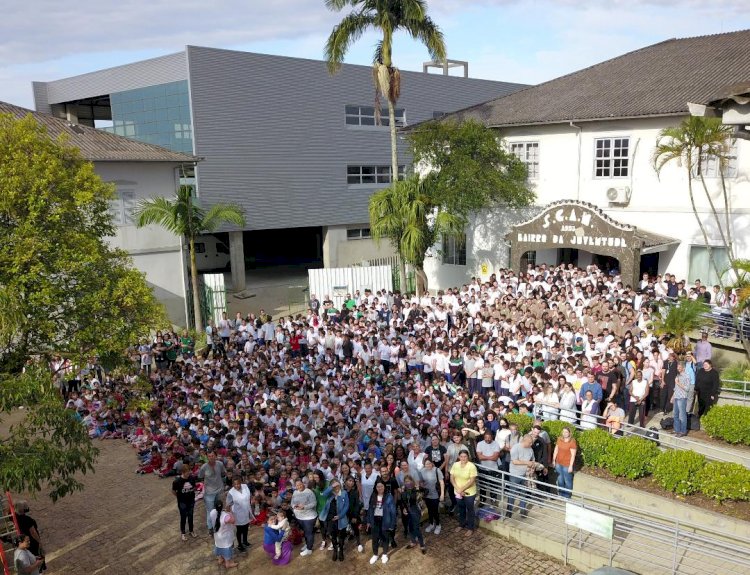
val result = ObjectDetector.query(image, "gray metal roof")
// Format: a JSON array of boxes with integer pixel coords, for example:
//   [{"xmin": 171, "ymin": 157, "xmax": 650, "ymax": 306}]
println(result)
[
  {"xmin": 0, "ymin": 101, "xmax": 198, "ymax": 163},
  {"xmin": 447, "ymin": 29, "xmax": 750, "ymax": 127}
]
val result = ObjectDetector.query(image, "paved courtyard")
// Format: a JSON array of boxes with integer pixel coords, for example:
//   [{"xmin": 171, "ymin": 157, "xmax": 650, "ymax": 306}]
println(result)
[{"xmin": 25, "ymin": 440, "xmax": 575, "ymax": 575}]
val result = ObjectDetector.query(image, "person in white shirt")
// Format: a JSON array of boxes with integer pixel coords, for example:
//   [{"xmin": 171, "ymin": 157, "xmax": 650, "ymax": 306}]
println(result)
[
  {"xmin": 226, "ymin": 477, "xmax": 253, "ymax": 552},
  {"xmin": 475, "ymin": 430, "xmax": 501, "ymax": 469}
]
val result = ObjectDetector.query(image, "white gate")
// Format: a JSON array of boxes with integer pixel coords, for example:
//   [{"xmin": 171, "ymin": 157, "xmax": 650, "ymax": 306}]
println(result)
[{"xmin": 308, "ymin": 266, "xmax": 393, "ymax": 309}]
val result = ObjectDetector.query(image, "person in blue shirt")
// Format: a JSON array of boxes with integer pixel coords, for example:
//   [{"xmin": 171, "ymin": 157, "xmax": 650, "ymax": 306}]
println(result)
[{"xmin": 579, "ymin": 372, "xmax": 603, "ymax": 403}]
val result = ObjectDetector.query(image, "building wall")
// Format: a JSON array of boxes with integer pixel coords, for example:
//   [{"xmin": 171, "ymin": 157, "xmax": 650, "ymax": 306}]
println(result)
[
  {"xmin": 94, "ymin": 162, "xmax": 187, "ymax": 325},
  {"xmin": 185, "ymin": 46, "xmax": 525, "ymax": 231},
  {"xmin": 423, "ymin": 116, "xmax": 750, "ymax": 290},
  {"xmin": 322, "ymin": 225, "xmax": 397, "ymax": 268},
  {"xmin": 33, "ymin": 52, "xmax": 189, "ymax": 114}
]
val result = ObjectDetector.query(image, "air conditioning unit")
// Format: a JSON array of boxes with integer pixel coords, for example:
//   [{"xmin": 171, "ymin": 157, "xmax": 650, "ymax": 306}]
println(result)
[{"xmin": 606, "ymin": 186, "xmax": 631, "ymax": 205}]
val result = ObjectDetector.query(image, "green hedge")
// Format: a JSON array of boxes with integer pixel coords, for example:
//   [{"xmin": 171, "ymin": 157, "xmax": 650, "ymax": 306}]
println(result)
[
  {"xmin": 569, "ymin": 427, "xmax": 748, "ymax": 502},
  {"xmin": 652, "ymin": 450, "xmax": 707, "ymax": 495},
  {"xmin": 541, "ymin": 420, "xmax": 577, "ymax": 443},
  {"xmin": 701, "ymin": 405, "xmax": 750, "ymax": 446},
  {"xmin": 576, "ymin": 427, "xmax": 614, "ymax": 467},
  {"xmin": 696, "ymin": 462, "xmax": 750, "ymax": 502},
  {"xmin": 602, "ymin": 435, "xmax": 661, "ymax": 480},
  {"xmin": 504, "ymin": 413, "xmax": 533, "ymax": 435}
]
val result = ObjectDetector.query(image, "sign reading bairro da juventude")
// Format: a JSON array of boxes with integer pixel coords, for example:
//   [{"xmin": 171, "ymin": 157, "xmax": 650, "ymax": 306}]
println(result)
[
  {"xmin": 516, "ymin": 206, "xmax": 629, "ymax": 249},
  {"xmin": 507, "ymin": 201, "xmax": 641, "ymax": 284}
]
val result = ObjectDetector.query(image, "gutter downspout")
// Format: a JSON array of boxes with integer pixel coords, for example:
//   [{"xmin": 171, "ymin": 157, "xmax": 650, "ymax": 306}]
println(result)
[{"xmin": 570, "ymin": 121, "xmax": 582, "ymax": 200}]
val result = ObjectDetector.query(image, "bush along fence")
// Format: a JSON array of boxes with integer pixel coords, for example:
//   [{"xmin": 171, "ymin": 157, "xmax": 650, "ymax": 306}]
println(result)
[
  {"xmin": 701, "ymin": 405, "xmax": 750, "ymax": 446},
  {"xmin": 501, "ymin": 413, "xmax": 750, "ymax": 503}
]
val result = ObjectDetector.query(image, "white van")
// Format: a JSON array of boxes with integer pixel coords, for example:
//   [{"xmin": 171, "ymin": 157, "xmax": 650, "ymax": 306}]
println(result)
[{"xmin": 194, "ymin": 235, "xmax": 231, "ymax": 271}]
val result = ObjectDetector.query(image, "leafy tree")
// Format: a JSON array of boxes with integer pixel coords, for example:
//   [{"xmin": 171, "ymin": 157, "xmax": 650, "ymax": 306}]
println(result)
[
  {"xmin": 0, "ymin": 113, "xmax": 165, "ymax": 499},
  {"xmin": 368, "ymin": 119, "xmax": 532, "ymax": 293},
  {"xmin": 653, "ymin": 117, "xmax": 736, "ymax": 286},
  {"xmin": 369, "ymin": 175, "xmax": 464, "ymax": 293},
  {"xmin": 135, "ymin": 186, "xmax": 245, "ymax": 332},
  {"xmin": 325, "ymin": 0, "xmax": 446, "ymax": 289}
]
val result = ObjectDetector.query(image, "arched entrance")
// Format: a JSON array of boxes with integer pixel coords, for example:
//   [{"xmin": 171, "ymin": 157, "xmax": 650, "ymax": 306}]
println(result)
[{"xmin": 507, "ymin": 201, "xmax": 678, "ymax": 288}]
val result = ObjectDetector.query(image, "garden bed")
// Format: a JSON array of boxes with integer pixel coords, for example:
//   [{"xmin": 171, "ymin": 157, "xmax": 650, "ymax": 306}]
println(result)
[{"xmin": 584, "ymin": 466, "xmax": 750, "ymax": 522}]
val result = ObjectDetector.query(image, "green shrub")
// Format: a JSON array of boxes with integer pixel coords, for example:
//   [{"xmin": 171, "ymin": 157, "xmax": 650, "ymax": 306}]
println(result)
[
  {"xmin": 701, "ymin": 405, "xmax": 750, "ymax": 446},
  {"xmin": 696, "ymin": 462, "xmax": 750, "ymax": 502},
  {"xmin": 602, "ymin": 435, "xmax": 660, "ymax": 480},
  {"xmin": 504, "ymin": 412, "xmax": 533, "ymax": 435},
  {"xmin": 577, "ymin": 428, "xmax": 615, "ymax": 468},
  {"xmin": 720, "ymin": 362, "xmax": 750, "ymax": 388},
  {"xmin": 541, "ymin": 420, "xmax": 577, "ymax": 443},
  {"xmin": 652, "ymin": 450, "xmax": 707, "ymax": 495}
]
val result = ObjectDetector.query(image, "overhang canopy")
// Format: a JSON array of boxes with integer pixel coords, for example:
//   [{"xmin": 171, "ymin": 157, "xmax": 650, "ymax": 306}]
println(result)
[{"xmin": 507, "ymin": 201, "xmax": 678, "ymax": 285}]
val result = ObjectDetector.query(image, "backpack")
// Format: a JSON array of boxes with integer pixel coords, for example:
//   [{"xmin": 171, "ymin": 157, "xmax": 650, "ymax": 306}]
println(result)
[{"xmin": 660, "ymin": 417, "xmax": 674, "ymax": 430}]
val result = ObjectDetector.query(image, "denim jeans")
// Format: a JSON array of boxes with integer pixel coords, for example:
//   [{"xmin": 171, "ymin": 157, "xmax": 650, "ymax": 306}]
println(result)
[
  {"xmin": 456, "ymin": 494, "xmax": 476, "ymax": 531},
  {"xmin": 555, "ymin": 464, "xmax": 574, "ymax": 498},
  {"xmin": 673, "ymin": 397, "xmax": 688, "ymax": 435},
  {"xmin": 204, "ymin": 491, "xmax": 218, "ymax": 530},
  {"xmin": 406, "ymin": 506, "xmax": 424, "ymax": 546},
  {"xmin": 298, "ymin": 518, "xmax": 316, "ymax": 551},
  {"xmin": 506, "ymin": 475, "xmax": 527, "ymax": 515}
]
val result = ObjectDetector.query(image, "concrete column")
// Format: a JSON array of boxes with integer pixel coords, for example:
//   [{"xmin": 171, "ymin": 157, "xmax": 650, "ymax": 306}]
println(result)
[{"xmin": 229, "ymin": 231, "xmax": 246, "ymax": 292}]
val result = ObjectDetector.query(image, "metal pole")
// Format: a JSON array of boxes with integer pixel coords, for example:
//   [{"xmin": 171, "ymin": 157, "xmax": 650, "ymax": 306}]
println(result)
[
  {"xmin": 565, "ymin": 523, "xmax": 569, "ymax": 565},
  {"xmin": 672, "ymin": 520, "xmax": 680, "ymax": 574}
]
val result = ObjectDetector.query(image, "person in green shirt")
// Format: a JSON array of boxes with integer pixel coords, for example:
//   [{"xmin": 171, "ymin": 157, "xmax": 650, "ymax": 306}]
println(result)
[
  {"xmin": 164, "ymin": 333, "xmax": 178, "ymax": 367},
  {"xmin": 180, "ymin": 330, "xmax": 195, "ymax": 358}
]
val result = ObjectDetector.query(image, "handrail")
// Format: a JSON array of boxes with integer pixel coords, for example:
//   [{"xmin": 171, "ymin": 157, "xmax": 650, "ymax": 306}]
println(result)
[
  {"xmin": 537, "ymin": 402, "xmax": 747, "ymax": 465},
  {"xmin": 474, "ymin": 465, "xmax": 750, "ymax": 575},
  {"xmin": 720, "ymin": 379, "xmax": 750, "ymax": 405}
]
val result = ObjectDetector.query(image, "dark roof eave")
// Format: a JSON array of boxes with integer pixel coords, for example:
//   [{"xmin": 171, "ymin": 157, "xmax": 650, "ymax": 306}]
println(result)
[
  {"xmin": 91, "ymin": 156, "xmax": 202, "ymax": 163},
  {"xmin": 484, "ymin": 112, "xmax": 688, "ymax": 130}
]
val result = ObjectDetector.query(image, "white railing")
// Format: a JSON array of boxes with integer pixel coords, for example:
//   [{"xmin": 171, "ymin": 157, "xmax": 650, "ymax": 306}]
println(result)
[{"xmin": 475, "ymin": 465, "xmax": 750, "ymax": 575}]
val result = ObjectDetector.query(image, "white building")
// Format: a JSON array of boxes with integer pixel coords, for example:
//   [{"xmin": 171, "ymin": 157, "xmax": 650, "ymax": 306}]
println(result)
[
  {"xmin": 423, "ymin": 29, "xmax": 750, "ymax": 290},
  {"xmin": 0, "ymin": 101, "xmax": 197, "ymax": 324}
]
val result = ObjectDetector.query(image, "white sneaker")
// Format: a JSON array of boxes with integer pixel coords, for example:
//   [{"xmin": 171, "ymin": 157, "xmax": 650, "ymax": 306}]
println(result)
[
  {"xmin": 300, "ymin": 546, "xmax": 308, "ymax": 553},
  {"xmin": 425, "ymin": 523, "xmax": 435, "ymax": 533},
  {"xmin": 319, "ymin": 542, "xmax": 326, "ymax": 551},
  {"xmin": 327, "ymin": 543, "xmax": 334, "ymax": 551},
  {"xmin": 300, "ymin": 549, "xmax": 312, "ymax": 557},
  {"xmin": 357, "ymin": 544, "xmax": 364, "ymax": 553},
  {"xmin": 382, "ymin": 554, "xmax": 389, "ymax": 564},
  {"xmin": 434, "ymin": 525, "xmax": 442, "ymax": 535},
  {"xmin": 370, "ymin": 555, "xmax": 380, "ymax": 565}
]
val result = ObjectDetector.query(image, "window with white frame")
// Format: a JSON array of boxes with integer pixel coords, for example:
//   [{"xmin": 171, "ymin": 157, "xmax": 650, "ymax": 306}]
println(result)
[
  {"xmin": 347, "ymin": 165, "xmax": 405, "ymax": 185},
  {"xmin": 346, "ymin": 227, "xmax": 371, "ymax": 240},
  {"xmin": 109, "ymin": 188, "xmax": 136, "ymax": 226},
  {"xmin": 695, "ymin": 143, "xmax": 738, "ymax": 178},
  {"xmin": 594, "ymin": 137, "xmax": 630, "ymax": 178},
  {"xmin": 510, "ymin": 141, "xmax": 540, "ymax": 179},
  {"xmin": 345, "ymin": 105, "xmax": 406, "ymax": 127},
  {"xmin": 442, "ymin": 234, "xmax": 466, "ymax": 265}
]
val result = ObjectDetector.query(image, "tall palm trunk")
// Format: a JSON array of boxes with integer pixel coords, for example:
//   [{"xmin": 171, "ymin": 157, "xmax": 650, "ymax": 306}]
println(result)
[
  {"xmin": 387, "ymin": 95, "xmax": 407, "ymax": 292},
  {"xmin": 686, "ymin": 168, "xmax": 723, "ymax": 290},
  {"xmin": 189, "ymin": 236, "xmax": 203, "ymax": 332}
]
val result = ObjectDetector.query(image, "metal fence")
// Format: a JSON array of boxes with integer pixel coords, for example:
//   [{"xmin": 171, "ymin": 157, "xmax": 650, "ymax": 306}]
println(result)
[
  {"xmin": 475, "ymin": 465, "xmax": 750, "ymax": 575},
  {"xmin": 720, "ymin": 379, "xmax": 750, "ymax": 405},
  {"xmin": 698, "ymin": 310, "xmax": 749, "ymax": 343}
]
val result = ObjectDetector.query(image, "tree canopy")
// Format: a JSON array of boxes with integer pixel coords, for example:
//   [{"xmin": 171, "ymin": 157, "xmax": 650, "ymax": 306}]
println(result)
[
  {"xmin": 0, "ymin": 113, "xmax": 165, "ymax": 499},
  {"xmin": 370, "ymin": 119, "xmax": 534, "ymax": 293},
  {"xmin": 135, "ymin": 185, "xmax": 245, "ymax": 332}
]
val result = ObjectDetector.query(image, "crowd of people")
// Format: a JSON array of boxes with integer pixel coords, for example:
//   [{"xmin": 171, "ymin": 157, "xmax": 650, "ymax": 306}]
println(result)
[{"xmin": 49, "ymin": 263, "xmax": 729, "ymax": 569}]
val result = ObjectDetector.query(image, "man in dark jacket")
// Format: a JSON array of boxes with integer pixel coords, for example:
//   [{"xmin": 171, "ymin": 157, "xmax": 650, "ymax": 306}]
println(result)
[{"xmin": 694, "ymin": 360, "xmax": 721, "ymax": 417}]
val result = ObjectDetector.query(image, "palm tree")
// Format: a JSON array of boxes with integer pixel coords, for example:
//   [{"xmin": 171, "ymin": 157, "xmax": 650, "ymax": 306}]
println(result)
[
  {"xmin": 653, "ymin": 117, "xmax": 736, "ymax": 287},
  {"xmin": 369, "ymin": 175, "xmax": 462, "ymax": 294},
  {"xmin": 652, "ymin": 298, "xmax": 713, "ymax": 358},
  {"xmin": 325, "ymin": 0, "xmax": 447, "ymax": 289},
  {"xmin": 134, "ymin": 186, "xmax": 245, "ymax": 332}
]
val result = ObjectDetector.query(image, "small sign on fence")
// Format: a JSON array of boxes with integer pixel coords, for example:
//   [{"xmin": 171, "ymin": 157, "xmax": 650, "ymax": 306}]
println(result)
[{"xmin": 565, "ymin": 503, "xmax": 614, "ymax": 540}]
